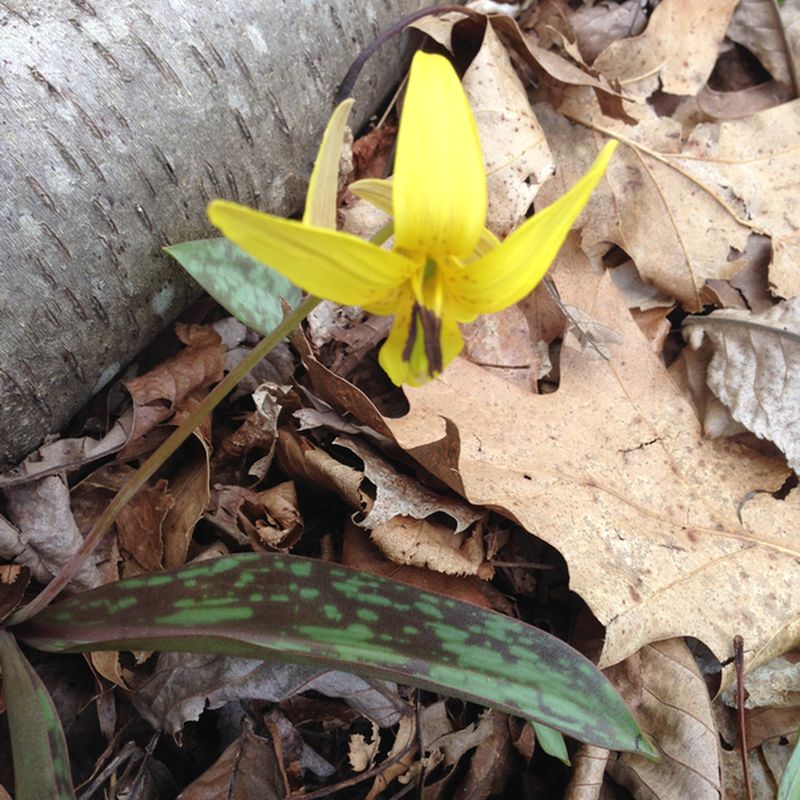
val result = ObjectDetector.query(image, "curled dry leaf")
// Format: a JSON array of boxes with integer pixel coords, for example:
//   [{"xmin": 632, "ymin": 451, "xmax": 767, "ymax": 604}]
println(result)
[
  {"xmin": 0, "ymin": 476, "xmax": 101, "ymax": 590},
  {"xmin": 569, "ymin": 0, "xmax": 648, "ymax": 63},
  {"xmin": 342, "ymin": 522, "xmax": 500, "ymax": 610},
  {"xmin": 684, "ymin": 297, "xmax": 800, "ymax": 472},
  {"xmin": 607, "ymin": 639, "xmax": 721, "ymax": 799},
  {"xmin": 369, "ymin": 515, "xmax": 491, "ymax": 578},
  {"xmin": 365, "ymin": 715, "xmax": 416, "ymax": 800},
  {"xmin": 0, "ymin": 411, "xmax": 132, "ymax": 488},
  {"xmin": 463, "ymin": 20, "xmax": 554, "ymax": 237},
  {"xmin": 592, "ymin": 0, "xmax": 740, "ymax": 99},
  {"xmin": 124, "ymin": 322, "xmax": 225, "ymax": 444},
  {"xmin": 348, "ymin": 722, "xmax": 380, "ymax": 772},
  {"xmin": 726, "ymin": 0, "xmax": 800, "ymax": 87},
  {"xmin": 133, "ymin": 653, "xmax": 407, "ymax": 735},
  {"xmin": 335, "ymin": 436, "xmax": 484, "ymax": 532}
]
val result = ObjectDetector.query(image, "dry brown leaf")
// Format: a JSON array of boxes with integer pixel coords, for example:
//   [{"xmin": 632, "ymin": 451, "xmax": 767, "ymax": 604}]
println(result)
[
  {"xmin": 548, "ymin": 89, "xmax": 800, "ymax": 306},
  {"xmin": 276, "ymin": 428, "xmax": 363, "ymax": 508},
  {"xmin": 747, "ymin": 705, "xmax": 800, "ymax": 750},
  {"xmin": 366, "ymin": 715, "xmax": 416, "ymax": 800},
  {"xmin": 253, "ymin": 481, "xmax": 303, "ymax": 550},
  {"xmin": 134, "ymin": 653, "xmax": 406, "ymax": 735},
  {"xmin": 463, "ymin": 20, "xmax": 554, "ymax": 237},
  {"xmin": 0, "ymin": 476, "xmax": 101, "ymax": 590},
  {"xmin": 124, "ymin": 322, "xmax": 225, "ymax": 444},
  {"xmin": 349, "ymin": 722, "xmax": 380, "ymax": 772},
  {"xmin": 684, "ymin": 298, "xmax": 800, "ymax": 472},
  {"xmin": 721, "ymin": 652, "xmax": 800, "ymax": 709},
  {"xmin": 606, "ymin": 639, "xmax": 721, "ymax": 799},
  {"xmin": 365, "ymin": 260, "xmax": 798, "ymax": 687},
  {"xmin": 592, "ymin": 0, "xmax": 739, "ymax": 99},
  {"xmin": 569, "ymin": 0, "xmax": 648, "ymax": 63},
  {"xmin": 177, "ymin": 729, "xmax": 286, "ymax": 800},
  {"xmin": 727, "ymin": 0, "xmax": 800, "ymax": 87},
  {"xmin": 0, "ymin": 411, "xmax": 132, "ymax": 488}
]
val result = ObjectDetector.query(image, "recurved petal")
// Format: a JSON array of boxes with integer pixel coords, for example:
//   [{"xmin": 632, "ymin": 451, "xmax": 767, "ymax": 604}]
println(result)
[
  {"xmin": 349, "ymin": 178, "xmax": 393, "ymax": 215},
  {"xmin": 449, "ymin": 141, "xmax": 618, "ymax": 317},
  {"xmin": 303, "ymin": 98, "xmax": 354, "ymax": 230},
  {"xmin": 209, "ymin": 200, "xmax": 414, "ymax": 307},
  {"xmin": 393, "ymin": 52, "xmax": 486, "ymax": 260}
]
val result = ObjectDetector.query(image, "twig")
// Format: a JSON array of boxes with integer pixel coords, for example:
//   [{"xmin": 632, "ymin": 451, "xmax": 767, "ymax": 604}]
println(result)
[{"xmin": 735, "ymin": 635, "xmax": 753, "ymax": 800}]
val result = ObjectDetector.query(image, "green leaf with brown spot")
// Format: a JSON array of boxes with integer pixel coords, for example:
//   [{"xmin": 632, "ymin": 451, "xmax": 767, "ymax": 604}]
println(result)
[
  {"xmin": 0, "ymin": 631, "xmax": 75, "ymax": 800},
  {"xmin": 12, "ymin": 554, "xmax": 655, "ymax": 756}
]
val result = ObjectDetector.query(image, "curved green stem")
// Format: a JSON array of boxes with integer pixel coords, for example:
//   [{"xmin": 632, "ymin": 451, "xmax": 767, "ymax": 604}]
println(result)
[{"xmin": 9, "ymin": 294, "xmax": 321, "ymax": 625}]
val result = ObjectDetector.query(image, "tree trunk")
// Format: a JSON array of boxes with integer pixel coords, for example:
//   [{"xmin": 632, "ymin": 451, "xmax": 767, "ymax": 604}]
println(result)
[{"xmin": 1, "ymin": 0, "xmax": 428, "ymax": 466}]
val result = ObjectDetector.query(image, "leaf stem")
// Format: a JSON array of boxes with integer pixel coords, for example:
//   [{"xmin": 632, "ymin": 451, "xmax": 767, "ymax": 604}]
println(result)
[{"xmin": 9, "ymin": 294, "xmax": 321, "ymax": 625}]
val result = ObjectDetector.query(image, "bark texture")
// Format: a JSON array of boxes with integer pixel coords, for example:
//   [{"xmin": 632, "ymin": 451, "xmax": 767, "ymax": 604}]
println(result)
[{"xmin": 1, "ymin": 0, "xmax": 428, "ymax": 465}]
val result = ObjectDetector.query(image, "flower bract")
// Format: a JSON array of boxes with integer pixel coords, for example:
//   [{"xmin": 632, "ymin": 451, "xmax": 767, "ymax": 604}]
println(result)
[{"xmin": 209, "ymin": 51, "xmax": 617, "ymax": 386}]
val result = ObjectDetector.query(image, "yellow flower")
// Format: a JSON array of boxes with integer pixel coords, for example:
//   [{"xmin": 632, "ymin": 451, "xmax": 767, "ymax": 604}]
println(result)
[{"xmin": 209, "ymin": 51, "xmax": 617, "ymax": 386}]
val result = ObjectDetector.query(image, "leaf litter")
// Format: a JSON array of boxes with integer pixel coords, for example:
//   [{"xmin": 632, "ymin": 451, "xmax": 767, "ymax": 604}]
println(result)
[{"xmin": 5, "ymin": 2, "xmax": 800, "ymax": 797}]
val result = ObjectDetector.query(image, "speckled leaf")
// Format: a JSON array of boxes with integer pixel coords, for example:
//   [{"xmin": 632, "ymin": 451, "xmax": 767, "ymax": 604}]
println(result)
[
  {"xmin": 13, "ymin": 554, "xmax": 654, "ymax": 756},
  {"xmin": 0, "ymin": 631, "xmax": 75, "ymax": 800},
  {"xmin": 165, "ymin": 239, "xmax": 301, "ymax": 335}
]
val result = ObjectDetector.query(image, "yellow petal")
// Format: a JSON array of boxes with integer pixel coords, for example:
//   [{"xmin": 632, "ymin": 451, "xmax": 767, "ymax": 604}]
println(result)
[
  {"xmin": 303, "ymin": 99, "xmax": 354, "ymax": 229},
  {"xmin": 393, "ymin": 52, "xmax": 486, "ymax": 260},
  {"xmin": 378, "ymin": 287, "xmax": 464, "ymax": 386},
  {"xmin": 351, "ymin": 177, "xmax": 499, "ymax": 261},
  {"xmin": 209, "ymin": 200, "xmax": 414, "ymax": 307},
  {"xmin": 448, "ymin": 141, "xmax": 618, "ymax": 317},
  {"xmin": 349, "ymin": 177, "xmax": 393, "ymax": 215}
]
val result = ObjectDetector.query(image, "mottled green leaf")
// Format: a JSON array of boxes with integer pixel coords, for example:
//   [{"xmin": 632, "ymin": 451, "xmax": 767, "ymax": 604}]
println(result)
[
  {"xmin": 533, "ymin": 721, "xmax": 570, "ymax": 765},
  {"xmin": 0, "ymin": 631, "xmax": 75, "ymax": 800},
  {"xmin": 14, "ymin": 554, "xmax": 656, "ymax": 757},
  {"xmin": 779, "ymin": 731, "xmax": 800, "ymax": 799},
  {"xmin": 165, "ymin": 238, "xmax": 301, "ymax": 335}
]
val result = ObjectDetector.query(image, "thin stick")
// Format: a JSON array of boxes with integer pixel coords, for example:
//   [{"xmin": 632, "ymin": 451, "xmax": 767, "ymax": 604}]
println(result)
[
  {"xmin": 735, "ymin": 635, "xmax": 753, "ymax": 800},
  {"xmin": 9, "ymin": 295, "xmax": 321, "ymax": 625}
]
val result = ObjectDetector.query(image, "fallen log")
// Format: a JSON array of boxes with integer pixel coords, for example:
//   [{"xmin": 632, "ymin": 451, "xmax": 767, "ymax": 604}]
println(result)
[{"xmin": 0, "ymin": 0, "xmax": 428, "ymax": 465}]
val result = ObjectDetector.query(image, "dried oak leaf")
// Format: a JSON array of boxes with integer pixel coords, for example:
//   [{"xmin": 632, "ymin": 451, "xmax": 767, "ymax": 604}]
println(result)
[
  {"xmin": 368, "ymin": 263, "xmax": 798, "ymax": 688},
  {"xmin": 592, "ymin": 0, "xmax": 740, "ymax": 99},
  {"xmin": 462, "ymin": 20, "xmax": 554, "ymax": 238},
  {"xmin": 541, "ymin": 90, "xmax": 800, "ymax": 306}
]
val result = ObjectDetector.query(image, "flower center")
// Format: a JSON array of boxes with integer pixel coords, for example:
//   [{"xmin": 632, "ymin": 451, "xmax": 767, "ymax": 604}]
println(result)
[{"xmin": 402, "ymin": 258, "xmax": 446, "ymax": 376}]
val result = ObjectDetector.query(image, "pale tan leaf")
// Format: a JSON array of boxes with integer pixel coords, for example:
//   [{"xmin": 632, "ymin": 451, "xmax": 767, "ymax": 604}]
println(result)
[
  {"xmin": 592, "ymin": 0, "xmax": 740, "ymax": 99},
  {"xmin": 369, "ymin": 515, "xmax": 490, "ymax": 578},
  {"xmin": 607, "ymin": 639, "xmax": 721, "ymax": 799},
  {"xmin": 463, "ymin": 20, "xmax": 554, "ymax": 237},
  {"xmin": 550, "ymin": 89, "xmax": 800, "ymax": 306},
  {"xmin": 349, "ymin": 723, "xmax": 380, "ymax": 772},
  {"xmin": 334, "ymin": 437, "xmax": 484, "ymax": 533},
  {"xmin": 684, "ymin": 297, "xmax": 800, "ymax": 472},
  {"xmin": 366, "ymin": 715, "xmax": 416, "ymax": 800}
]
